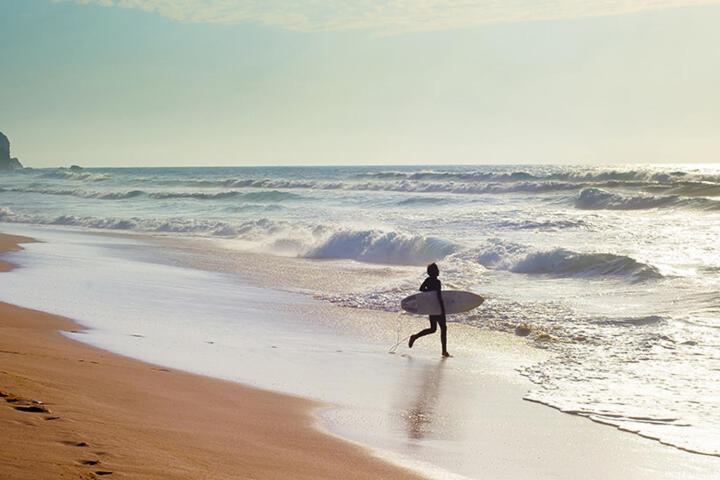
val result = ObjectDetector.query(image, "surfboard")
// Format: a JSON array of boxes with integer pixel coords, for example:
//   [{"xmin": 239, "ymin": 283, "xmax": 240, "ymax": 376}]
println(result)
[{"xmin": 401, "ymin": 290, "xmax": 485, "ymax": 315}]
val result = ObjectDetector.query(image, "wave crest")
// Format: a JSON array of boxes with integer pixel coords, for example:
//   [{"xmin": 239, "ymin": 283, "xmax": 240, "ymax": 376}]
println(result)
[
  {"xmin": 354, "ymin": 168, "xmax": 720, "ymax": 184},
  {"xmin": 512, "ymin": 249, "xmax": 662, "ymax": 281},
  {"xmin": 149, "ymin": 190, "xmax": 304, "ymax": 202},
  {"xmin": 454, "ymin": 239, "xmax": 662, "ymax": 281},
  {"xmin": 39, "ymin": 169, "xmax": 111, "ymax": 181},
  {"xmin": 0, "ymin": 207, "xmax": 455, "ymax": 266},
  {"xmin": 576, "ymin": 188, "xmax": 720, "ymax": 211},
  {"xmin": 306, "ymin": 230, "xmax": 457, "ymax": 265}
]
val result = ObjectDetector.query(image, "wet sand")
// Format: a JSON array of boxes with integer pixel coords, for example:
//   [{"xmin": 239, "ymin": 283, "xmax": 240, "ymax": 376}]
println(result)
[
  {"xmin": 3, "ymin": 229, "xmax": 720, "ymax": 480},
  {"xmin": 0, "ymin": 233, "xmax": 420, "ymax": 480}
]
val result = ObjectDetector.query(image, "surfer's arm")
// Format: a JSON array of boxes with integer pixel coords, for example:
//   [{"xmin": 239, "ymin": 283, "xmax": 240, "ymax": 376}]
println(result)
[{"xmin": 419, "ymin": 278, "xmax": 430, "ymax": 292}]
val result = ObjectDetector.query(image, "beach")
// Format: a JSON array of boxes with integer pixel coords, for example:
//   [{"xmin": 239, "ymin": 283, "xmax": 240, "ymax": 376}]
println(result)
[
  {"xmin": 4, "ymin": 0, "xmax": 720, "ymax": 474},
  {"xmin": 0, "ymin": 233, "xmax": 420, "ymax": 480},
  {"xmin": 2, "ymin": 225, "xmax": 720, "ymax": 479},
  {"xmin": 2, "ymin": 164, "xmax": 719, "ymax": 458}
]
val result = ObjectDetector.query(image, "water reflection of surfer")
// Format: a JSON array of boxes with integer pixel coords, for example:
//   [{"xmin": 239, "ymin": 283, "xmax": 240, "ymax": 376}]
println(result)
[
  {"xmin": 404, "ymin": 358, "xmax": 448, "ymax": 440},
  {"xmin": 408, "ymin": 263, "xmax": 450, "ymax": 357}
]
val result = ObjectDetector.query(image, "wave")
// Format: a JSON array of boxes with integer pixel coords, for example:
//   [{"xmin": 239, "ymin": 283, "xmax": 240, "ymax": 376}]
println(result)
[
  {"xmin": 141, "ymin": 174, "xmax": 720, "ymax": 199},
  {"xmin": 43, "ymin": 166, "xmax": 706, "ymax": 200},
  {"xmin": 0, "ymin": 187, "xmax": 145, "ymax": 200},
  {"xmin": 97, "ymin": 190, "xmax": 145, "ymax": 199},
  {"xmin": 150, "ymin": 177, "xmax": 590, "ymax": 195},
  {"xmin": 223, "ymin": 204, "xmax": 286, "ymax": 213},
  {"xmin": 5, "ymin": 178, "xmax": 592, "ymax": 198},
  {"xmin": 38, "ymin": 169, "xmax": 111, "ymax": 181},
  {"xmin": 593, "ymin": 315, "xmax": 667, "ymax": 326},
  {"xmin": 0, "ymin": 187, "xmax": 306, "ymax": 203},
  {"xmin": 454, "ymin": 239, "xmax": 662, "ymax": 281},
  {"xmin": 491, "ymin": 219, "xmax": 591, "ymax": 231},
  {"xmin": 576, "ymin": 188, "xmax": 720, "ymax": 211},
  {"xmin": 0, "ymin": 207, "xmax": 280, "ymax": 236},
  {"xmin": 642, "ymin": 181, "xmax": 720, "ymax": 197},
  {"xmin": 19, "ymin": 167, "xmax": 720, "ymax": 203},
  {"xmin": 0, "ymin": 207, "xmax": 454, "ymax": 266},
  {"xmin": 149, "ymin": 189, "xmax": 305, "ymax": 202},
  {"xmin": 513, "ymin": 249, "xmax": 662, "ymax": 280},
  {"xmin": 305, "ymin": 230, "xmax": 457, "ymax": 265},
  {"xmin": 354, "ymin": 170, "xmax": 538, "ymax": 182},
  {"xmin": 396, "ymin": 196, "xmax": 450, "ymax": 206},
  {"xmin": 354, "ymin": 168, "xmax": 720, "ymax": 184}
]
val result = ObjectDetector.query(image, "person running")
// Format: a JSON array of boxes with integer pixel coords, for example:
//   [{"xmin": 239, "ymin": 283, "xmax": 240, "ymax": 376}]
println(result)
[{"xmin": 408, "ymin": 263, "xmax": 450, "ymax": 357}]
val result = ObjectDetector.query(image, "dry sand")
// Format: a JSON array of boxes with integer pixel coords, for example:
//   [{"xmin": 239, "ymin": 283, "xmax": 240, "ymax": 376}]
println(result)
[{"xmin": 0, "ymin": 233, "xmax": 420, "ymax": 480}]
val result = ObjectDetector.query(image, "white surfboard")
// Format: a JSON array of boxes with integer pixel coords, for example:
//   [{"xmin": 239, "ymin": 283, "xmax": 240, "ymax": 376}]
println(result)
[{"xmin": 401, "ymin": 290, "xmax": 485, "ymax": 315}]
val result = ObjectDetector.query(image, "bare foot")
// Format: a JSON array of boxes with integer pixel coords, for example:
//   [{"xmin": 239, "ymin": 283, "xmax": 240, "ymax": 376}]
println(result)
[
  {"xmin": 408, "ymin": 335, "xmax": 416, "ymax": 348},
  {"xmin": 442, "ymin": 351, "xmax": 452, "ymax": 358}
]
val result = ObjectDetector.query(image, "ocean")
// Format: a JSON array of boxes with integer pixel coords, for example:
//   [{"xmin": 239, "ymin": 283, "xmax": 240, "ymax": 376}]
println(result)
[{"xmin": 1, "ymin": 164, "xmax": 719, "ymax": 463}]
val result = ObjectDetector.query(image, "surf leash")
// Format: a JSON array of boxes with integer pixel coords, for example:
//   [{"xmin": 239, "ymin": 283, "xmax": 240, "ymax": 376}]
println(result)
[{"xmin": 388, "ymin": 311, "xmax": 411, "ymax": 354}]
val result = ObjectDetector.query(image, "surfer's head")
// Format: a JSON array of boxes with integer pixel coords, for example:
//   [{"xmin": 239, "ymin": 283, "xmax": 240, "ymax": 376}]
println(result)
[{"xmin": 427, "ymin": 263, "xmax": 439, "ymax": 278}]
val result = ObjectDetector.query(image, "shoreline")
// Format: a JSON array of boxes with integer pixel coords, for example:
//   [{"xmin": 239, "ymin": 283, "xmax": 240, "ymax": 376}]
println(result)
[
  {"xmin": 3, "ymin": 227, "xmax": 720, "ymax": 479},
  {"xmin": 0, "ymin": 233, "xmax": 422, "ymax": 480}
]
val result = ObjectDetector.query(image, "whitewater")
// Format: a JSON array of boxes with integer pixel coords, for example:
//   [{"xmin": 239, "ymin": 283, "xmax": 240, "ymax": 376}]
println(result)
[{"xmin": 1, "ymin": 164, "xmax": 719, "ymax": 457}]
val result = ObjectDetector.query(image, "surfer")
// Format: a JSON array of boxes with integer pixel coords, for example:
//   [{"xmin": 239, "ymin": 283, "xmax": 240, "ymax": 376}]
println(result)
[{"xmin": 409, "ymin": 263, "xmax": 450, "ymax": 357}]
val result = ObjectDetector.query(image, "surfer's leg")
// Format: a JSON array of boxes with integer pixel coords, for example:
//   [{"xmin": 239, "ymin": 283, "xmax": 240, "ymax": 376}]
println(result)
[
  {"xmin": 409, "ymin": 317, "xmax": 438, "ymax": 348},
  {"xmin": 438, "ymin": 316, "xmax": 449, "ymax": 356}
]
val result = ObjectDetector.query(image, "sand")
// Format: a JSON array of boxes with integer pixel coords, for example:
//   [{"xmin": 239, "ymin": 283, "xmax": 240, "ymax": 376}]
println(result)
[
  {"xmin": 3, "ymin": 229, "xmax": 720, "ymax": 480},
  {"xmin": 0, "ymin": 233, "xmax": 420, "ymax": 480}
]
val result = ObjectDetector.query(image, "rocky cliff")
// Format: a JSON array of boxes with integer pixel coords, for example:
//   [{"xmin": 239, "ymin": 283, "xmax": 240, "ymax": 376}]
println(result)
[{"xmin": 0, "ymin": 131, "xmax": 24, "ymax": 170}]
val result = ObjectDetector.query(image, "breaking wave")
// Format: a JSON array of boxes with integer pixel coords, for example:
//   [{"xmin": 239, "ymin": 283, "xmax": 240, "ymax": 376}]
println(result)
[
  {"xmin": 305, "ymin": 230, "xmax": 457, "ymax": 265},
  {"xmin": 0, "ymin": 207, "xmax": 454, "ymax": 266},
  {"xmin": 21, "ymin": 167, "xmax": 720, "ymax": 204},
  {"xmin": 642, "ymin": 181, "xmax": 720, "ymax": 197},
  {"xmin": 38, "ymin": 169, "xmax": 112, "ymax": 181},
  {"xmin": 354, "ymin": 168, "xmax": 720, "ymax": 183},
  {"xmin": 396, "ymin": 196, "xmax": 450, "ymax": 206},
  {"xmin": 151, "ymin": 177, "xmax": 589, "ymax": 195},
  {"xmin": 0, "ymin": 187, "xmax": 145, "ymax": 199},
  {"xmin": 148, "ymin": 190, "xmax": 305, "ymax": 202},
  {"xmin": 0, "ymin": 187, "xmax": 307, "ymax": 202},
  {"xmin": 576, "ymin": 188, "xmax": 720, "ymax": 211},
  {"xmin": 490, "ymin": 218, "xmax": 591, "ymax": 231},
  {"xmin": 0, "ymin": 207, "xmax": 247, "ymax": 236},
  {"xmin": 454, "ymin": 240, "xmax": 662, "ymax": 281}
]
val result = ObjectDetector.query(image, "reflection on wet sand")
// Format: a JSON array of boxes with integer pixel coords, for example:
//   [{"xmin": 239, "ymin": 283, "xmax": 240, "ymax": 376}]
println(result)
[{"xmin": 401, "ymin": 357, "xmax": 449, "ymax": 440}]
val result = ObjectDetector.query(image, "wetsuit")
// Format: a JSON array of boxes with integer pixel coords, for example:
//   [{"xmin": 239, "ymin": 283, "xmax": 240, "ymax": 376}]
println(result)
[{"xmin": 414, "ymin": 276, "xmax": 448, "ymax": 353}]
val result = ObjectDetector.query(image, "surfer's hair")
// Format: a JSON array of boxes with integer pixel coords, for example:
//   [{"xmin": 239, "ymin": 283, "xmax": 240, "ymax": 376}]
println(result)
[{"xmin": 427, "ymin": 263, "xmax": 439, "ymax": 277}]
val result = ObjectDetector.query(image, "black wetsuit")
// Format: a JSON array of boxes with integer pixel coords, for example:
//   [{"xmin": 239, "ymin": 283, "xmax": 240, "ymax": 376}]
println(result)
[{"xmin": 414, "ymin": 276, "xmax": 448, "ymax": 353}]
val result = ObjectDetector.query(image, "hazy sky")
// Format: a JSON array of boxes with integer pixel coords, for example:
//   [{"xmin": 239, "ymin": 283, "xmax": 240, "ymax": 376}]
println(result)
[{"xmin": 1, "ymin": 0, "xmax": 719, "ymax": 167}]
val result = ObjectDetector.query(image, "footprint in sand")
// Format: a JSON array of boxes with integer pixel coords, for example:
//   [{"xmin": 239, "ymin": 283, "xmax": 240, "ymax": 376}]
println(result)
[
  {"xmin": 94, "ymin": 471, "xmax": 113, "ymax": 476},
  {"xmin": 14, "ymin": 404, "xmax": 50, "ymax": 413},
  {"xmin": 3, "ymin": 393, "xmax": 51, "ymax": 413},
  {"xmin": 79, "ymin": 459, "xmax": 100, "ymax": 465},
  {"xmin": 61, "ymin": 440, "xmax": 90, "ymax": 448}
]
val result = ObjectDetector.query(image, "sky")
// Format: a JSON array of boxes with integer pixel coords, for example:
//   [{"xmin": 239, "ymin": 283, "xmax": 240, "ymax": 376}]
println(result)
[{"xmin": 1, "ymin": 0, "xmax": 719, "ymax": 167}]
